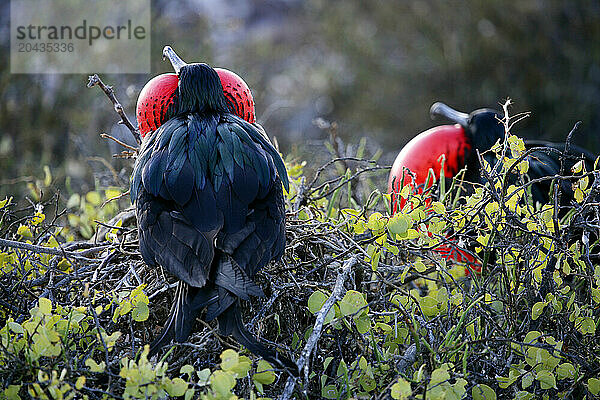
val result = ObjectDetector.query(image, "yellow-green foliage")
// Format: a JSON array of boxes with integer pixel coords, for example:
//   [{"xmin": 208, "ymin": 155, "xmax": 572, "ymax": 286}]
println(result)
[
  {"xmin": 66, "ymin": 187, "xmax": 124, "ymax": 239},
  {"xmin": 1, "ymin": 131, "xmax": 599, "ymax": 399}
]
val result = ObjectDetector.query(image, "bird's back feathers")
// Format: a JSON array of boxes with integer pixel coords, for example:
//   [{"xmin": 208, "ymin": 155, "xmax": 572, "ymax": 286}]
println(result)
[{"xmin": 134, "ymin": 109, "xmax": 292, "ymax": 371}]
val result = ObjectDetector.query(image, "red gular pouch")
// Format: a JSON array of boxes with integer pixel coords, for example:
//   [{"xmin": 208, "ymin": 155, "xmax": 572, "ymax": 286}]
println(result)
[
  {"xmin": 136, "ymin": 68, "xmax": 256, "ymax": 138},
  {"xmin": 215, "ymin": 68, "xmax": 256, "ymax": 124},
  {"xmin": 388, "ymin": 124, "xmax": 471, "ymax": 213},
  {"xmin": 388, "ymin": 124, "xmax": 481, "ymax": 275},
  {"xmin": 136, "ymin": 73, "xmax": 179, "ymax": 138}
]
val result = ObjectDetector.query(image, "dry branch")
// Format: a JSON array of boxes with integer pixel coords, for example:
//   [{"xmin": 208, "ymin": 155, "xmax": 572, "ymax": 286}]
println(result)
[{"xmin": 87, "ymin": 74, "xmax": 141, "ymax": 146}]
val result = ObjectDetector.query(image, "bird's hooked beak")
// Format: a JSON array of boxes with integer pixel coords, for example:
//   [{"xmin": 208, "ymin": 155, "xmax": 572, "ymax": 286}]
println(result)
[
  {"xmin": 163, "ymin": 45, "xmax": 187, "ymax": 75},
  {"xmin": 430, "ymin": 102, "xmax": 469, "ymax": 128}
]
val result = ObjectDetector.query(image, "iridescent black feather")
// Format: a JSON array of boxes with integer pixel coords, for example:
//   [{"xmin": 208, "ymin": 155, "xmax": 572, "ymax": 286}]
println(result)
[{"xmin": 131, "ymin": 63, "xmax": 296, "ymax": 375}]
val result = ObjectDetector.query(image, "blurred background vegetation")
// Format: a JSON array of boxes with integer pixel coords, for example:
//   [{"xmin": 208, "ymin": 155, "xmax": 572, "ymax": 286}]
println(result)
[{"xmin": 1, "ymin": 0, "xmax": 599, "ymax": 200}]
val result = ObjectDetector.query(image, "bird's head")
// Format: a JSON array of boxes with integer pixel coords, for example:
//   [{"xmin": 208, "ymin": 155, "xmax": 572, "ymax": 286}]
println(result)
[
  {"xmin": 430, "ymin": 102, "xmax": 504, "ymax": 153},
  {"xmin": 136, "ymin": 46, "xmax": 256, "ymax": 137}
]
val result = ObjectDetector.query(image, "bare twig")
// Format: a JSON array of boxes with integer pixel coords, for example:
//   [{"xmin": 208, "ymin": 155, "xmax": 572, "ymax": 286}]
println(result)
[
  {"xmin": 87, "ymin": 74, "xmax": 141, "ymax": 146},
  {"xmin": 0, "ymin": 237, "xmax": 97, "ymax": 262}
]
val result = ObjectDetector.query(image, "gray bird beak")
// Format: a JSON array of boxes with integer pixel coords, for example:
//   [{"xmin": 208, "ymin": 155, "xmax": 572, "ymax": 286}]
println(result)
[
  {"xmin": 163, "ymin": 45, "xmax": 187, "ymax": 75},
  {"xmin": 430, "ymin": 102, "xmax": 469, "ymax": 128}
]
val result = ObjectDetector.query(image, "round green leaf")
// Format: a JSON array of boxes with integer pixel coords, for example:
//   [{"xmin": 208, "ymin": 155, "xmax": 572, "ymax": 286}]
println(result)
[
  {"xmin": 472, "ymin": 384, "xmax": 496, "ymax": 400},
  {"xmin": 166, "ymin": 377, "xmax": 188, "ymax": 397},
  {"xmin": 220, "ymin": 349, "xmax": 239, "ymax": 371},
  {"xmin": 576, "ymin": 317, "xmax": 596, "ymax": 335},
  {"xmin": 388, "ymin": 215, "xmax": 409, "ymax": 235},
  {"xmin": 308, "ymin": 290, "xmax": 327, "ymax": 314},
  {"xmin": 419, "ymin": 296, "xmax": 439, "ymax": 317},
  {"xmin": 229, "ymin": 356, "xmax": 252, "ymax": 377},
  {"xmin": 355, "ymin": 313, "xmax": 371, "ymax": 334},
  {"xmin": 414, "ymin": 260, "xmax": 427, "ymax": 273},
  {"xmin": 39, "ymin": 298, "xmax": 52, "ymax": 315},
  {"xmin": 254, "ymin": 360, "xmax": 276, "ymax": 385},
  {"xmin": 339, "ymin": 290, "xmax": 367, "ymax": 317},
  {"xmin": 556, "ymin": 363, "xmax": 575, "ymax": 380},
  {"xmin": 588, "ymin": 378, "xmax": 600, "ymax": 395},
  {"xmin": 210, "ymin": 370, "xmax": 236, "ymax": 397},
  {"xmin": 321, "ymin": 384, "xmax": 338, "ymax": 399},
  {"xmin": 131, "ymin": 302, "xmax": 149, "ymax": 322},
  {"xmin": 536, "ymin": 370, "xmax": 556, "ymax": 390},
  {"xmin": 391, "ymin": 378, "xmax": 412, "ymax": 399},
  {"xmin": 308, "ymin": 290, "xmax": 335, "ymax": 324}
]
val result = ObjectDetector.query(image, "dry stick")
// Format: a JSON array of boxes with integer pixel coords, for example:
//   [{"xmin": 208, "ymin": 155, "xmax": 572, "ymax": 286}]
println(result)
[
  {"xmin": 100, "ymin": 133, "xmax": 138, "ymax": 152},
  {"xmin": 293, "ymin": 177, "xmax": 307, "ymax": 212},
  {"xmin": 280, "ymin": 256, "xmax": 358, "ymax": 400},
  {"xmin": 87, "ymin": 74, "xmax": 141, "ymax": 146},
  {"xmin": 0, "ymin": 237, "xmax": 96, "ymax": 262}
]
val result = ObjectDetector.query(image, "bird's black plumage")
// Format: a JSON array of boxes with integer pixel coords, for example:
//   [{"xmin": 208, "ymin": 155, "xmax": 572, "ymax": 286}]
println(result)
[
  {"xmin": 131, "ymin": 63, "xmax": 296, "ymax": 375},
  {"xmin": 430, "ymin": 103, "xmax": 596, "ymax": 206}
]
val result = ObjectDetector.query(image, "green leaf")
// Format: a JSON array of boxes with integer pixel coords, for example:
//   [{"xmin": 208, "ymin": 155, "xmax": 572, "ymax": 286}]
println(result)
[
  {"xmin": 85, "ymin": 358, "xmax": 106, "ymax": 373},
  {"xmin": 85, "ymin": 191, "xmax": 102, "ymax": 206},
  {"xmin": 388, "ymin": 214, "xmax": 409, "ymax": 235},
  {"xmin": 8, "ymin": 321, "xmax": 24, "ymax": 334},
  {"xmin": 429, "ymin": 366, "xmax": 450, "ymax": 386},
  {"xmin": 253, "ymin": 360, "xmax": 276, "ymax": 385},
  {"xmin": 308, "ymin": 290, "xmax": 335, "ymax": 324},
  {"xmin": 131, "ymin": 302, "xmax": 149, "ymax": 322},
  {"xmin": 43, "ymin": 165, "xmax": 52, "ymax": 186},
  {"xmin": 339, "ymin": 290, "xmax": 368, "ymax": 317},
  {"xmin": 355, "ymin": 313, "xmax": 371, "ymax": 334},
  {"xmin": 229, "ymin": 356, "xmax": 252, "ymax": 377},
  {"xmin": 472, "ymin": 384, "xmax": 496, "ymax": 400},
  {"xmin": 308, "ymin": 290, "xmax": 327, "ymax": 314},
  {"xmin": 419, "ymin": 296, "xmax": 440, "ymax": 317},
  {"xmin": 75, "ymin": 376, "xmax": 86, "ymax": 390},
  {"xmin": 3, "ymin": 385, "xmax": 21, "ymax": 400},
  {"xmin": 336, "ymin": 359, "xmax": 348, "ymax": 378},
  {"xmin": 391, "ymin": 378, "xmax": 412, "ymax": 399},
  {"xmin": 446, "ymin": 378, "xmax": 467, "ymax": 400},
  {"xmin": 0, "ymin": 196, "xmax": 12, "ymax": 209},
  {"xmin": 556, "ymin": 363, "xmax": 576, "ymax": 380},
  {"xmin": 576, "ymin": 316, "xmax": 596, "ymax": 335},
  {"xmin": 38, "ymin": 298, "xmax": 52, "ymax": 315},
  {"xmin": 588, "ymin": 378, "xmax": 600, "ymax": 395},
  {"xmin": 521, "ymin": 371, "xmax": 534, "ymax": 389},
  {"xmin": 531, "ymin": 301, "xmax": 546, "ymax": 320},
  {"xmin": 166, "ymin": 377, "xmax": 188, "ymax": 397},
  {"xmin": 180, "ymin": 364, "xmax": 195, "ymax": 377},
  {"xmin": 210, "ymin": 370, "xmax": 236, "ymax": 397},
  {"xmin": 196, "ymin": 369, "xmax": 211, "ymax": 386},
  {"xmin": 17, "ymin": 225, "xmax": 32, "ymax": 238},
  {"xmin": 536, "ymin": 370, "xmax": 556, "ymax": 390},
  {"xmin": 514, "ymin": 391, "xmax": 534, "ymax": 400},
  {"xmin": 321, "ymin": 384, "xmax": 338, "ymax": 399},
  {"xmin": 220, "ymin": 349, "xmax": 239, "ymax": 371},
  {"xmin": 414, "ymin": 260, "xmax": 427, "ymax": 273}
]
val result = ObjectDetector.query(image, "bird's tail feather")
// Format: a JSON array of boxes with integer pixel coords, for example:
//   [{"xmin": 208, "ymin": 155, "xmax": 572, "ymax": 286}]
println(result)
[
  {"xmin": 218, "ymin": 304, "xmax": 299, "ymax": 377},
  {"xmin": 149, "ymin": 281, "xmax": 215, "ymax": 357}
]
